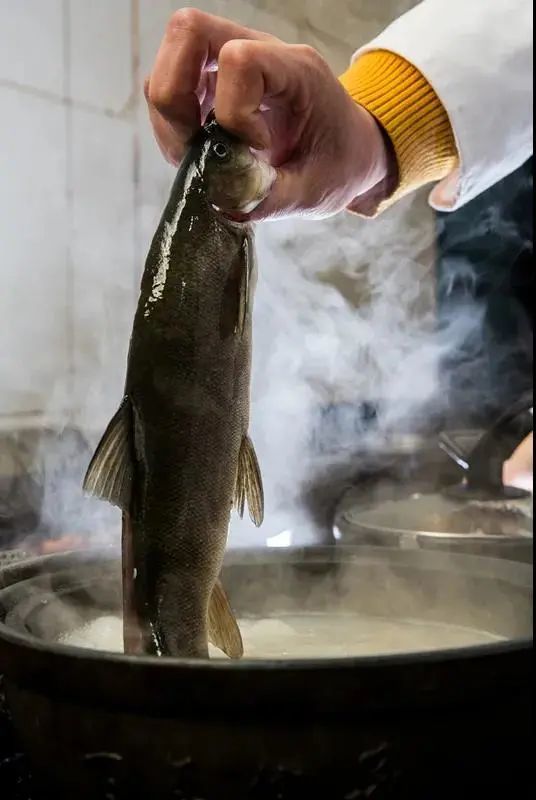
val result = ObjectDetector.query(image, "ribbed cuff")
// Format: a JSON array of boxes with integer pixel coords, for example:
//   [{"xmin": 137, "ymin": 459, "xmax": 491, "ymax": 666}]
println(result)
[{"xmin": 339, "ymin": 49, "xmax": 459, "ymax": 216}]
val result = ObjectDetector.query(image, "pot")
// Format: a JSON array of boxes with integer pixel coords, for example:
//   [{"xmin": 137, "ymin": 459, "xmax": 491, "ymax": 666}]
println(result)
[
  {"xmin": 439, "ymin": 391, "xmax": 533, "ymax": 500},
  {"xmin": 0, "ymin": 546, "xmax": 532, "ymax": 799},
  {"xmin": 299, "ymin": 427, "xmax": 486, "ymax": 548},
  {"xmin": 334, "ymin": 484, "xmax": 533, "ymax": 561},
  {"xmin": 333, "ymin": 395, "xmax": 533, "ymax": 560}
]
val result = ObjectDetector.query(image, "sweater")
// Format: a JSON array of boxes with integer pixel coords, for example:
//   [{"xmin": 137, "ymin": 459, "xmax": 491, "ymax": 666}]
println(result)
[{"xmin": 339, "ymin": 49, "xmax": 459, "ymax": 215}]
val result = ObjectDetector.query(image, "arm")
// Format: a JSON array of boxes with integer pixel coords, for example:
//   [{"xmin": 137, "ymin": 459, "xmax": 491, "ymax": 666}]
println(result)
[
  {"xmin": 342, "ymin": 0, "xmax": 533, "ymax": 214},
  {"xmin": 145, "ymin": 3, "xmax": 532, "ymax": 220}
]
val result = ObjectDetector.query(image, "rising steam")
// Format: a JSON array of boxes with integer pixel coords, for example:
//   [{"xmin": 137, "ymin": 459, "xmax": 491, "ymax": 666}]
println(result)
[{"xmin": 25, "ymin": 185, "xmax": 490, "ymax": 551}]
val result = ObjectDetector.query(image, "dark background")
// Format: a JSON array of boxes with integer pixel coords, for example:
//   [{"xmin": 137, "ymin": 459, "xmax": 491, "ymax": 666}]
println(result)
[{"xmin": 436, "ymin": 158, "xmax": 533, "ymax": 427}]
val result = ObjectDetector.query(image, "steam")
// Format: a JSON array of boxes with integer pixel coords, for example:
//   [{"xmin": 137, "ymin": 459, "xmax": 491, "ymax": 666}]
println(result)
[
  {"xmin": 53, "ymin": 546, "xmax": 527, "ymax": 656},
  {"xmin": 229, "ymin": 198, "xmax": 485, "ymax": 547},
  {"xmin": 8, "ymin": 188, "xmax": 493, "ymax": 552},
  {"xmin": 0, "ymin": 1, "xmax": 529, "ymax": 559},
  {"xmin": 2, "ymin": 104, "xmax": 531, "ymax": 553}
]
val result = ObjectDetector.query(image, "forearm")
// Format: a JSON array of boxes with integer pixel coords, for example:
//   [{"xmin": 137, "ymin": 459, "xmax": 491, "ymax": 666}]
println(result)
[
  {"xmin": 341, "ymin": 0, "xmax": 532, "ymax": 215},
  {"xmin": 339, "ymin": 50, "xmax": 458, "ymax": 216}
]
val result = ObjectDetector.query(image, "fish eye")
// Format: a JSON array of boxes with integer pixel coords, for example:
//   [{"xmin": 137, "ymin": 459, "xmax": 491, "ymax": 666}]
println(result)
[{"xmin": 212, "ymin": 141, "xmax": 230, "ymax": 160}]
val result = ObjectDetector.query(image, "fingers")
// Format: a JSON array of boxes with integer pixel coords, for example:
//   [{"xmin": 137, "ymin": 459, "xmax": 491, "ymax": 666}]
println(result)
[
  {"xmin": 144, "ymin": 12, "xmax": 361, "ymax": 220},
  {"xmin": 248, "ymin": 159, "xmax": 337, "ymax": 221},
  {"xmin": 246, "ymin": 166, "xmax": 301, "ymax": 220},
  {"xmin": 146, "ymin": 9, "xmax": 271, "ymax": 141},
  {"xmin": 215, "ymin": 40, "xmax": 288, "ymax": 150},
  {"xmin": 149, "ymin": 11, "xmax": 211, "ymax": 119},
  {"xmin": 145, "ymin": 79, "xmax": 189, "ymax": 164},
  {"xmin": 198, "ymin": 69, "xmax": 218, "ymax": 120},
  {"xmin": 215, "ymin": 41, "xmax": 321, "ymax": 155}
]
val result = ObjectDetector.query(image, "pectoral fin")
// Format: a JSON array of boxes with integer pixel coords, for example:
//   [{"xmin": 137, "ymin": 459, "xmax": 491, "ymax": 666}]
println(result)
[
  {"xmin": 236, "ymin": 237, "xmax": 251, "ymax": 336},
  {"xmin": 82, "ymin": 397, "xmax": 134, "ymax": 512},
  {"xmin": 208, "ymin": 579, "xmax": 243, "ymax": 659},
  {"xmin": 234, "ymin": 434, "xmax": 264, "ymax": 527},
  {"xmin": 220, "ymin": 237, "xmax": 254, "ymax": 340}
]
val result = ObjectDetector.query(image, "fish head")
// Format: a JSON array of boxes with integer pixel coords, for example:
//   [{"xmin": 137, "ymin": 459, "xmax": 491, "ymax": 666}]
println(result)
[{"xmin": 200, "ymin": 118, "xmax": 276, "ymax": 215}]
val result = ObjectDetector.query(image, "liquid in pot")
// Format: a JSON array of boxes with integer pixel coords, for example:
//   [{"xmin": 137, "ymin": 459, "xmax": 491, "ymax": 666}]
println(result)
[{"xmin": 58, "ymin": 613, "xmax": 504, "ymax": 659}]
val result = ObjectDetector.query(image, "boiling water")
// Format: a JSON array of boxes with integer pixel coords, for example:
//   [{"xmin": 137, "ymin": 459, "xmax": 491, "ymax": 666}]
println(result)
[{"xmin": 59, "ymin": 613, "xmax": 503, "ymax": 658}]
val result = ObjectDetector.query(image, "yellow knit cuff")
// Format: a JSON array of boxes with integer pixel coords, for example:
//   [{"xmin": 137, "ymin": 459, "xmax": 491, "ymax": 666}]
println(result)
[{"xmin": 339, "ymin": 50, "xmax": 459, "ymax": 215}]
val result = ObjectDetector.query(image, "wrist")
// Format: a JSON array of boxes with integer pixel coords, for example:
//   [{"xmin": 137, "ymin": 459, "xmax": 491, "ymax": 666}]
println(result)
[
  {"xmin": 351, "ymin": 113, "xmax": 399, "ymax": 215},
  {"xmin": 344, "ymin": 96, "xmax": 396, "ymax": 202},
  {"xmin": 339, "ymin": 49, "xmax": 458, "ymax": 217}
]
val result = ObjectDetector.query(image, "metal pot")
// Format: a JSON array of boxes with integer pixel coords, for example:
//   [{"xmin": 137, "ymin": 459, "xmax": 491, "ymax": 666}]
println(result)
[
  {"xmin": 439, "ymin": 391, "xmax": 533, "ymax": 500},
  {"xmin": 0, "ymin": 547, "xmax": 532, "ymax": 799},
  {"xmin": 334, "ymin": 484, "xmax": 533, "ymax": 561},
  {"xmin": 333, "ymin": 395, "xmax": 533, "ymax": 560},
  {"xmin": 299, "ymin": 427, "xmax": 485, "ymax": 548}
]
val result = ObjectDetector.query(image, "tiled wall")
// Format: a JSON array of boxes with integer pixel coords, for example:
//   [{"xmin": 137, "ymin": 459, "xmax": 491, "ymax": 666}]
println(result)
[
  {"xmin": 0, "ymin": 0, "xmax": 431, "ymax": 432},
  {"xmin": 0, "ymin": 0, "xmax": 138, "ymax": 429}
]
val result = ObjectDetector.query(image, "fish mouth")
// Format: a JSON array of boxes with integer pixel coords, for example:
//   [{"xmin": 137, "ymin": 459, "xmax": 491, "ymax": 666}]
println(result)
[
  {"xmin": 239, "ymin": 158, "xmax": 276, "ymax": 214},
  {"xmin": 209, "ymin": 159, "xmax": 276, "ymax": 216}
]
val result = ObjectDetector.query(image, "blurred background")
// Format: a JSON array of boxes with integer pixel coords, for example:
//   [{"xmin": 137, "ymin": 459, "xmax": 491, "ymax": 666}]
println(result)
[{"xmin": 0, "ymin": 1, "xmax": 532, "ymax": 553}]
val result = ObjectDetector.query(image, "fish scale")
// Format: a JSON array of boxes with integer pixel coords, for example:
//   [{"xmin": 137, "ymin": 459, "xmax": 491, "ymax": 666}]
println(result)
[{"xmin": 83, "ymin": 117, "xmax": 273, "ymax": 658}]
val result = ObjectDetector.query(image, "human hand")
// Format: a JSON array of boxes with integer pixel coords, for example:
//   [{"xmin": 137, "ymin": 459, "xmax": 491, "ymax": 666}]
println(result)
[
  {"xmin": 503, "ymin": 432, "xmax": 533, "ymax": 492},
  {"xmin": 144, "ymin": 8, "xmax": 394, "ymax": 219}
]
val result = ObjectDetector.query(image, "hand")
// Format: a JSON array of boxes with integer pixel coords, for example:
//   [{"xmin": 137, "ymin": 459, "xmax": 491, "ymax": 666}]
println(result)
[
  {"xmin": 503, "ymin": 432, "xmax": 533, "ymax": 492},
  {"xmin": 144, "ymin": 8, "xmax": 393, "ymax": 219}
]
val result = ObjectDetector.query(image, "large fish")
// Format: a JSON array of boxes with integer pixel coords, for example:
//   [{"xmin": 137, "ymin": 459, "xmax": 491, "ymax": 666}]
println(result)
[{"xmin": 83, "ymin": 116, "xmax": 274, "ymax": 658}]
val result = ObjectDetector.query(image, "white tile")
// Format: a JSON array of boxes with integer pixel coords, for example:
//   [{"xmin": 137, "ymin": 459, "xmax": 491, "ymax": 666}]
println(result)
[
  {"xmin": 0, "ymin": 0, "xmax": 64, "ymax": 94},
  {"xmin": 138, "ymin": 0, "xmax": 299, "ymax": 79},
  {"xmin": 69, "ymin": 0, "xmax": 132, "ymax": 111},
  {"xmin": 213, "ymin": 0, "xmax": 300, "ymax": 42},
  {"xmin": 139, "ymin": 0, "xmax": 180, "ymax": 78},
  {"xmin": 0, "ymin": 89, "xmax": 68, "ymax": 415},
  {"xmin": 294, "ymin": 0, "xmax": 420, "ymax": 51},
  {"xmin": 301, "ymin": 1, "xmax": 381, "ymax": 51},
  {"xmin": 70, "ymin": 109, "xmax": 136, "ymax": 430},
  {"xmin": 136, "ymin": 98, "xmax": 176, "ymax": 252}
]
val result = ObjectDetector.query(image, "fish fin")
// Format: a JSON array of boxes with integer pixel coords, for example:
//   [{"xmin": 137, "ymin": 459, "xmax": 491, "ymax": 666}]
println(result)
[
  {"xmin": 82, "ymin": 398, "xmax": 134, "ymax": 511},
  {"xmin": 219, "ymin": 239, "xmax": 250, "ymax": 340},
  {"xmin": 208, "ymin": 578, "xmax": 243, "ymax": 659},
  {"xmin": 236, "ymin": 234, "xmax": 257, "ymax": 336},
  {"xmin": 236, "ymin": 238, "xmax": 250, "ymax": 336},
  {"xmin": 234, "ymin": 434, "xmax": 264, "ymax": 527}
]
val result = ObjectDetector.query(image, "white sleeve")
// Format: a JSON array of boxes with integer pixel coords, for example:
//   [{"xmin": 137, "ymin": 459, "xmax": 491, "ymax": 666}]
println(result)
[{"xmin": 354, "ymin": 0, "xmax": 533, "ymax": 211}]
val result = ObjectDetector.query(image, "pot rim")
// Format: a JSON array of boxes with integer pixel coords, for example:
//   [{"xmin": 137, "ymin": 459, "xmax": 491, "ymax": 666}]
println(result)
[
  {"xmin": 0, "ymin": 547, "xmax": 531, "ymax": 718},
  {"xmin": 336, "ymin": 515, "xmax": 533, "ymax": 542},
  {"xmin": 0, "ymin": 546, "xmax": 532, "ymax": 672}
]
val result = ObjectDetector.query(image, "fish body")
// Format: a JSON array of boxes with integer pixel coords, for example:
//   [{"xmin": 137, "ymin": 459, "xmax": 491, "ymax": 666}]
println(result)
[{"xmin": 83, "ymin": 118, "xmax": 272, "ymax": 658}]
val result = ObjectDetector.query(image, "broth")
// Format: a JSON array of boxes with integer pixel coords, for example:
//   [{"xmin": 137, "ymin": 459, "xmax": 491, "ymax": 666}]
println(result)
[{"xmin": 58, "ymin": 613, "xmax": 504, "ymax": 659}]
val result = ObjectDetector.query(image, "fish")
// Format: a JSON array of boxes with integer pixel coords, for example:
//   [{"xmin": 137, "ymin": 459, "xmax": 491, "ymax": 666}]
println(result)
[{"xmin": 83, "ymin": 115, "xmax": 275, "ymax": 659}]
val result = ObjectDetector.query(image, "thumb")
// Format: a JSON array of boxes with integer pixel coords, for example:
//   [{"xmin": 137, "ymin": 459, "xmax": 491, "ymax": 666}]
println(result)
[{"xmin": 248, "ymin": 162, "xmax": 322, "ymax": 221}]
